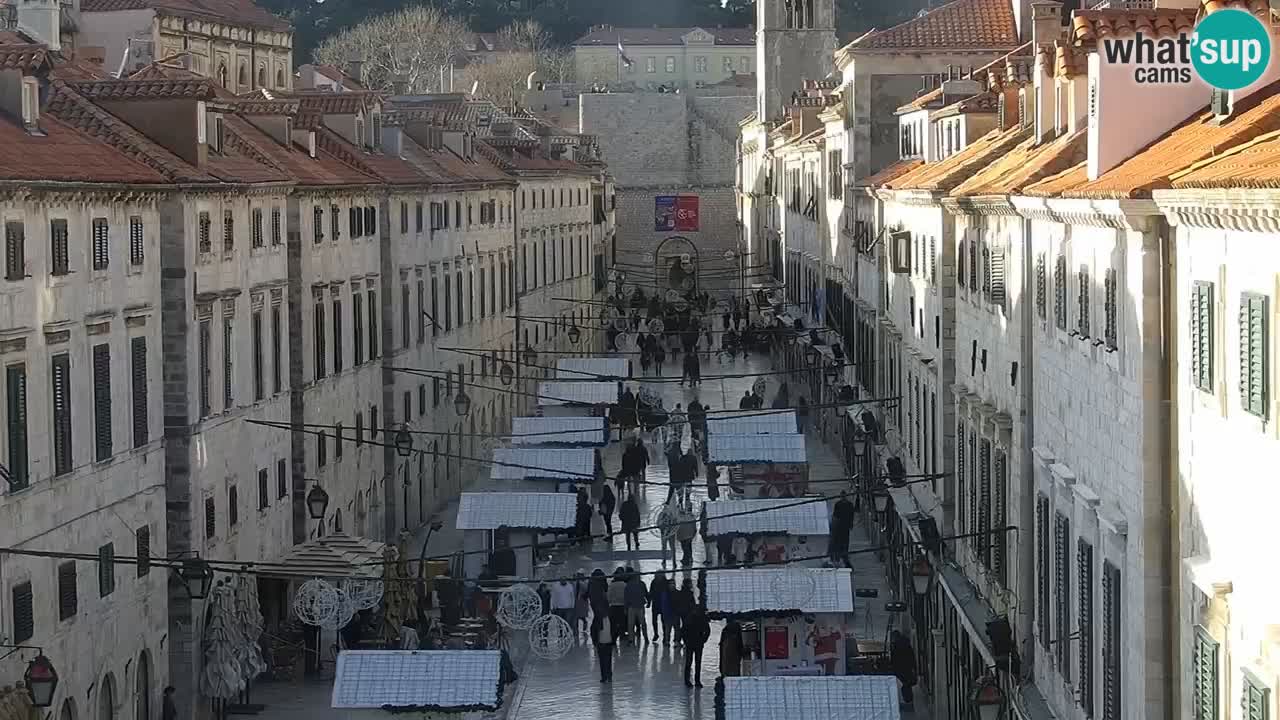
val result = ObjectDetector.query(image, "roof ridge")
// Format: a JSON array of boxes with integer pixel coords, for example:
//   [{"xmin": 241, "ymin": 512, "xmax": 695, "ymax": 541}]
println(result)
[
  {"xmin": 846, "ymin": 0, "xmax": 1020, "ymax": 52},
  {"xmin": 222, "ymin": 118, "xmax": 289, "ymax": 175},
  {"xmin": 1167, "ymin": 127, "xmax": 1280, "ymax": 182}
]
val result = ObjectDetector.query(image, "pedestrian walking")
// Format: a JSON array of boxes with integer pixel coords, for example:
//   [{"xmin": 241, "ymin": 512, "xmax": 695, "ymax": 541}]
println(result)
[
  {"xmin": 671, "ymin": 578, "xmax": 695, "ymax": 645},
  {"xmin": 678, "ymin": 448, "xmax": 699, "ymax": 505},
  {"xmin": 700, "ymin": 504, "xmax": 716, "ymax": 566},
  {"xmin": 621, "ymin": 436, "xmax": 649, "ymax": 499},
  {"xmin": 772, "ymin": 382, "xmax": 791, "ymax": 409},
  {"xmin": 739, "ymin": 390, "xmax": 754, "ymax": 410},
  {"xmin": 890, "ymin": 630, "xmax": 918, "ymax": 705},
  {"xmin": 797, "ymin": 396, "xmax": 810, "ymax": 433},
  {"xmin": 719, "ymin": 621, "xmax": 743, "ymax": 677},
  {"xmin": 574, "ymin": 572, "xmax": 591, "ymax": 635},
  {"xmin": 706, "ymin": 464, "xmax": 721, "ymax": 502},
  {"xmin": 575, "ymin": 488, "xmax": 593, "ymax": 546},
  {"xmin": 591, "ymin": 611, "xmax": 617, "ymax": 683},
  {"xmin": 620, "ymin": 492, "xmax": 641, "ymax": 551},
  {"xmin": 655, "ymin": 343, "xmax": 667, "ymax": 372},
  {"xmin": 676, "ymin": 502, "xmax": 697, "ymax": 566},
  {"xmin": 607, "ymin": 568, "xmax": 628, "ymax": 644},
  {"xmin": 640, "ymin": 346, "xmax": 652, "ymax": 375},
  {"xmin": 649, "ymin": 572, "xmax": 673, "ymax": 643},
  {"xmin": 162, "ymin": 687, "xmax": 179, "ymax": 720},
  {"xmin": 551, "ymin": 578, "xmax": 575, "ymax": 625},
  {"xmin": 624, "ymin": 571, "xmax": 650, "ymax": 644},
  {"xmin": 682, "ymin": 606, "xmax": 711, "ymax": 688},
  {"xmin": 830, "ymin": 491, "xmax": 855, "ymax": 564},
  {"xmin": 658, "ymin": 501, "xmax": 679, "ymax": 567},
  {"xmin": 599, "ymin": 484, "xmax": 616, "ymax": 539}
]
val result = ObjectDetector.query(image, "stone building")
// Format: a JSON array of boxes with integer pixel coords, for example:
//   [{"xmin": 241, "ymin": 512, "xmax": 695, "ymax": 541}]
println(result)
[{"xmin": 573, "ymin": 25, "xmax": 754, "ymax": 92}]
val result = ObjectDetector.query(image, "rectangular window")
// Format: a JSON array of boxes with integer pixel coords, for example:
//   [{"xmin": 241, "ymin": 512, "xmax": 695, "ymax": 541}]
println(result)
[
  {"xmin": 50, "ymin": 219, "xmax": 68, "ymax": 276},
  {"xmin": 455, "ymin": 271, "xmax": 463, "ymax": 327},
  {"xmin": 1036, "ymin": 494, "xmax": 1050, "ymax": 648},
  {"xmin": 1054, "ymin": 511, "xmax": 1071, "ymax": 676},
  {"xmin": 1191, "ymin": 281, "xmax": 1215, "ymax": 392},
  {"xmin": 432, "ymin": 275, "xmax": 440, "ymax": 338},
  {"xmin": 1240, "ymin": 293, "xmax": 1270, "ymax": 418},
  {"xmin": 349, "ymin": 206, "xmax": 358, "ymax": 237},
  {"xmin": 957, "ymin": 238, "xmax": 967, "ymax": 289},
  {"xmin": 92, "ymin": 217, "xmax": 109, "ymax": 270},
  {"xmin": 416, "ymin": 202, "xmax": 424, "ymax": 233},
  {"xmin": 222, "ymin": 209, "xmax": 234, "ymax": 252},
  {"xmin": 401, "ymin": 284, "xmax": 411, "ymax": 349},
  {"xmin": 368, "ymin": 289, "xmax": 379, "ymax": 358},
  {"xmin": 5, "ymin": 364, "xmax": 28, "ymax": 490},
  {"xmin": 433, "ymin": 377, "xmax": 440, "ymax": 408},
  {"xmin": 317, "ymin": 428, "xmax": 326, "ymax": 467},
  {"xmin": 1243, "ymin": 671, "xmax": 1270, "ymax": 720},
  {"xmin": 251, "ymin": 208, "xmax": 264, "ymax": 248},
  {"xmin": 417, "ymin": 279, "xmax": 426, "ymax": 344},
  {"xmin": 334, "ymin": 423, "xmax": 343, "ymax": 459},
  {"xmin": 204, "ymin": 497, "xmax": 215, "ymax": 539},
  {"xmin": 271, "ymin": 207, "xmax": 282, "ymax": 246},
  {"xmin": 257, "ymin": 468, "xmax": 269, "ymax": 509},
  {"xmin": 365, "ymin": 206, "xmax": 376, "ymax": 236},
  {"xmin": 403, "ymin": 391, "xmax": 411, "ymax": 427},
  {"xmin": 1103, "ymin": 268, "xmax": 1118, "ymax": 349},
  {"xmin": 130, "ymin": 337, "xmax": 148, "ymax": 448},
  {"xmin": 223, "ymin": 314, "xmax": 234, "ymax": 409},
  {"xmin": 646, "ymin": 57, "xmax": 655, "ymax": 73},
  {"xmin": 355, "ymin": 411, "xmax": 364, "ymax": 446},
  {"xmin": 1077, "ymin": 265, "xmax": 1091, "ymax": 337},
  {"xmin": 989, "ymin": 248, "xmax": 1006, "ymax": 309},
  {"xmin": 135, "ymin": 525, "xmax": 150, "ymax": 577},
  {"xmin": 57, "ymin": 561, "xmax": 76, "ymax": 620},
  {"xmin": 11, "ymin": 582, "xmax": 32, "ymax": 643},
  {"xmin": 353, "ymin": 293, "xmax": 365, "ymax": 365},
  {"xmin": 479, "ymin": 267, "xmax": 486, "ymax": 319},
  {"xmin": 991, "ymin": 448, "xmax": 1007, "ymax": 585},
  {"xmin": 198, "ymin": 319, "xmax": 211, "ymax": 417},
  {"xmin": 400, "ymin": 201, "xmax": 409, "ymax": 234},
  {"xmin": 228, "ymin": 485, "xmax": 238, "ymax": 527},
  {"xmin": 199, "ymin": 211, "xmax": 212, "ymax": 253},
  {"xmin": 129, "ymin": 216, "xmax": 144, "ymax": 265},
  {"xmin": 1055, "ymin": 255, "xmax": 1068, "ymax": 330},
  {"xmin": 276, "ymin": 458, "xmax": 287, "ymax": 499},
  {"xmin": 98, "ymin": 542, "xmax": 115, "ymax": 597},
  {"xmin": 271, "ymin": 305, "xmax": 282, "ymax": 394},
  {"xmin": 978, "ymin": 438, "xmax": 991, "ymax": 566},
  {"xmin": 1193, "ymin": 626, "xmax": 1219, "ymax": 720},
  {"xmin": 333, "ymin": 298, "xmax": 343, "ymax": 373},
  {"xmin": 314, "ymin": 300, "xmax": 326, "ymax": 380},
  {"xmin": 665, "ymin": 56, "xmax": 675, "ymax": 73},
  {"xmin": 251, "ymin": 310, "xmax": 264, "ymax": 401},
  {"xmin": 51, "ymin": 353, "xmax": 72, "ymax": 475},
  {"xmin": 418, "ymin": 384, "xmax": 426, "ymax": 416},
  {"xmin": 695, "ymin": 56, "xmax": 707, "ymax": 73},
  {"xmin": 1078, "ymin": 539, "xmax": 1095, "ymax": 717},
  {"xmin": 370, "ymin": 405, "xmax": 379, "ymax": 439}
]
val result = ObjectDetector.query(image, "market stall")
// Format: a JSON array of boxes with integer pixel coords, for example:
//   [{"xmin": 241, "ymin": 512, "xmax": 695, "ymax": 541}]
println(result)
[
  {"xmin": 330, "ymin": 650, "xmax": 505, "ymax": 718},
  {"xmin": 489, "ymin": 447, "xmax": 594, "ymax": 492},
  {"xmin": 555, "ymin": 357, "xmax": 632, "ymax": 380},
  {"xmin": 704, "ymin": 568, "xmax": 855, "ymax": 677},
  {"xmin": 454, "ymin": 492, "xmax": 576, "ymax": 580},
  {"xmin": 706, "ymin": 411, "xmax": 798, "ymax": 436},
  {"xmin": 509, "ymin": 416, "xmax": 609, "ymax": 447},
  {"xmin": 714, "ymin": 675, "xmax": 900, "ymax": 720},
  {"xmin": 536, "ymin": 381, "xmax": 620, "ymax": 418},
  {"xmin": 704, "ymin": 497, "xmax": 830, "ymax": 567},
  {"xmin": 707, "ymin": 433, "xmax": 809, "ymax": 498}
]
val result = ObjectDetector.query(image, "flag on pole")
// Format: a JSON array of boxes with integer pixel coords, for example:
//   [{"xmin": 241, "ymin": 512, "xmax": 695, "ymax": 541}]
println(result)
[{"xmin": 617, "ymin": 40, "xmax": 634, "ymax": 67}]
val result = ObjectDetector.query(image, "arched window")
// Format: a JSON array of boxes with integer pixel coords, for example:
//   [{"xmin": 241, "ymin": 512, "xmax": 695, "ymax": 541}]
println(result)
[
  {"xmin": 257, "ymin": 66, "xmax": 266, "ymax": 87},
  {"xmin": 216, "ymin": 63, "xmax": 227, "ymax": 87},
  {"xmin": 334, "ymin": 508, "xmax": 344, "ymax": 533},
  {"xmin": 60, "ymin": 699, "xmax": 77, "ymax": 720},
  {"xmin": 135, "ymin": 651, "xmax": 151, "ymax": 720},
  {"xmin": 806, "ymin": 0, "xmax": 814, "ymax": 27},
  {"xmin": 237, "ymin": 61, "xmax": 248, "ymax": 88},
  {"xmin": 276, "ymin": 68, "xmax": 285, "ymax": 88},
  {"xmin": 99, "ymin": 673, "xmax": 117, "ymax": 720}
]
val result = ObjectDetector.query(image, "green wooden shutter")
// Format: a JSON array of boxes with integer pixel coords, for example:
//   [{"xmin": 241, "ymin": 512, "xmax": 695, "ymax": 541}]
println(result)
[
  {"xmin": 990, "ymin": 249, "xmax": 1007, "ymax": 310},
  {"xmin": 978, "ymin": 439, "xmax": 992, "ymax": 566},
  {"xmin": 1104, "ymin": 268, "xmax": 1118, "ymax": 349},
  {"xmin": 1055, "ymin": 255, "xmax": 1068, "ymax": 330},
  {"xmin": 1078, "ymin": 539, "xmax": 1095, "ymax": 717},
  {"xmin": 1194, "ymin": 626, "xmax": 1220, "ymax": 720},
  {"xmin": 1102, "ymin": 561, "xmax": 1122, "ymax": 720},
  {"xmin": 1240, "ymin": 293, "xmax": 1269, "ymax": 417},
  {"xmin": 1192, "ymin": 282, "xmax": 1214, "ymax": 392},
  {"xmin": 1036, "ymin": 254, "xmax": 1047, "ymax": 319},
  {"xmin": 1055, "ymin": 512, "xmax": 1071, "ymax": 675},
  {"xmin": 1242, "ymin": 670, "xmax": 1271, "ymax": 720},
  {"xmin": 1037, "ymin": 496, "xmax": 1050, "ymax": 648},
  {"xmin": 957, "ymin": 423, "xmax": 966, "ymax": 531}
]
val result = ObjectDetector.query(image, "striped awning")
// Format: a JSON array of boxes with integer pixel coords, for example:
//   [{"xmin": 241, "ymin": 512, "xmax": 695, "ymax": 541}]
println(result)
[
  {"xmin": 510, "ymin": 416, "xmax": 609, "ymax": 446},
  {"xmin": 708, "ymin": 433, "xmax": 807, "ymax": 464}
]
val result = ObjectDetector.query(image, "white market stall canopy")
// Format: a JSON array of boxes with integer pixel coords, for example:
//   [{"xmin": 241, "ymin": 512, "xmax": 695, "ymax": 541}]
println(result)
[
  {"xmin": 265, "ymin": 532, "xmax": 385, "ymax": 580},
  {"xmin": 456, "ymin": 492, "xmax": 577, "ymax": 530},
  {"xmin": 718, "ymin": 676, "xmax": 900, "ymax": 720},
  {"xmin": 705, "ymin": 498, "xmax": 830, "ymax": 537},
  {"xmin": 331, "ymin": 650, "xmax": 502, "ymax": 710},
  {"xmin": 510, "ymin": 416, "xmax": 608, "ymax": 446},
  {"xmin": 490, "ymin": 447, "xmax": 594, "ymax": 481},
  {"xmin": 707, "ymin": 411, "xmax": 798, "ymax": 436},
  {"xmin": 537, "ymin": 381, "xmax": 619, "ymax": 406},
  {"xmin": 555, "ymin": 357, "xmax": 631, "ymax": 380},
  {"xmin": 708, "ymin": 433, "xmax": 807, "ymax": 464},
  {"xmin": 704, "ymin": 568, "xmax": 853, "ymax": 615}
]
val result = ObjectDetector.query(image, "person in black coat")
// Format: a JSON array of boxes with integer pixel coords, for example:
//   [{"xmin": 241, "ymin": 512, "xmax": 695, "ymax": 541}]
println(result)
[
  {"xmin": 671, "ymin": 578, "xmax": 695, "ymax": 645},
  {"xmin": 620, "ymin": 493, "xmax": 642, "ymax": 550},
  {"xmin": 599, "ymin": 484, "xmax": 616, "ymax": 539},
  {"xmin": 575, "ymin": 488, "xmax": 592, "ymax": 543},
  {"xmin": 682, "ymin": 606, "xmax": 712, "ymax": 687},
  {"xmin": 591, "ymin": 609, "xmax": 617, "ymax": 682},
  {"xmin": 890, "ymin": 631, "xmax": 918, "ymax": 704},
  {"xmin": 830, "ymin": 491, "xmax": 855, "ymax": 563}
]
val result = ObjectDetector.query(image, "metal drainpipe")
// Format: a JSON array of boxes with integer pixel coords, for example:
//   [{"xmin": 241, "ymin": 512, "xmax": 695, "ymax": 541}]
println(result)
[
  {"xmin": 1159, "ymin": 215, "xmax": 1180, "ymax": 719},
  {"xmin": 1017, "ymin": 215, "xmax": 1037, "ymax": 678}
]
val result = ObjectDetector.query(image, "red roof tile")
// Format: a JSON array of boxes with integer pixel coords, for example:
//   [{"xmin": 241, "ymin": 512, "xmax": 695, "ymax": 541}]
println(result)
[
  {"xmin": 289, "ymin": 91, "xmax": 380, "ymax": 116},
  {"xmin": 80, "ymin": 0, "xmax": 290, "ymax": 31},
  {"xmin": 884, "ymin": 126, "xmax": 1030, "ymax": 192},
  {"xmin": 400, "ymin": 136, "xmax": 512, "ymax": 186},
  {"xmin": 0, "ymin": 113, "xmax": 167, "ymax": 184},
  {"xmin": 1026, "ymin": 80, "xmax": 1280, "ymax": 198},
  {"xmin": 0, "ymin": 43, "xmax": 49, "ymax": 72},
  {"xmin": 845, "ymin": 0, "xmax": 1019, "ymax": 52},
  {"xmin": 1202, "ymin": 0, "xmax": 1270, "ymax": 18},
  {"xmin": 1166, "ymin": 129, "xmax": 1280, "ymax": 188},
  {"xmin": 856, "ymin": 159, "xmax": 923, "ymax": 187},
  {"xmin": 1070, "ymin": 8, "xmax": 1197, "ymax": 46},
  {"xmin": 951, "ymin": 130, "xmax": 1087, "ymax": 196},
  {"xmin": 69, "ymin": 78, "xmax": 217, "ymax": 100},
  {"xmin": 316, "ymin": 128, "xmax": 424, "ymax": 185},
  {"xmin": 205, "ymin": 114, "xmax": 291, "ymax": 183},
  {"xmin": 49, "ymin": 55, "xmax": 113, "ymax": 80}
]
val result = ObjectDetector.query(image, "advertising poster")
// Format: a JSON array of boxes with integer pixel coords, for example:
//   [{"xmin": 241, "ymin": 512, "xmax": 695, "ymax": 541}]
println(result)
[
  {"xmin": 764, "ymin": 625, "xmax": 790, "ymax": 659},
  {"xmin": 654, "ymin": 196, "xmax": 676, "ymax": 231},
  {"xmin": 674, "ymin": 195, "xmax": 700, "ymax": 231}
]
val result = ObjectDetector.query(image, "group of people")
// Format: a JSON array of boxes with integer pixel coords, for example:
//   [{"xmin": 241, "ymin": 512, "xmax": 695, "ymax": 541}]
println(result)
[{"xmin": 586, "ymin": 567, "xmax": 713, "ymax": 686}]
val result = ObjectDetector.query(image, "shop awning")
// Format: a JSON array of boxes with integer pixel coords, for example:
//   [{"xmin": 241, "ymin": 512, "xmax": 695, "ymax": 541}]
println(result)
[
  {"xmin": 718, "ymin": 676, "xmax": 900, "ymax": 720},
  {"xmin": 266, "ymin": 535, "xmax": 385, "ymax": 580},
  {"xmin": 555, "ymin": 357, "xmax": 631, "ymax": 380},
  {"xmin": 707, "ymin": 411, "xmax": 798, "ymax": 436},
  {"xmin": 490, "ymin": 447, "xmax": 595, "ymax": 481},
  {"xmin": 510, "ymin": 416, "xmax": 609, "ymax": 446},
  {"xmin": 704, "ymin": 568, "xmax": 853, "ymax": 616},
  {"xmin": 708, "ymin": 433, "xmax": 806, "ymax": 464},
  {"xmin": 705, "ymin": 498, "xmax": 830, "ymax": 537},
  {"xmin": 331, "ymin": 650, "xmax": 502, "ymax": 710},
  {"xmin": 536, "ymin": 381, "xmax": 619, "ymax": 406},
  {"xmin": 455, "ymin": 492, "xmax": 576, "ymax": 531}
]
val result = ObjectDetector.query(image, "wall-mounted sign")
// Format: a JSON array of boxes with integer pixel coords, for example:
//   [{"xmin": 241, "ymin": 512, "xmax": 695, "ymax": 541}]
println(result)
[
  {"xmin": 654, "ymin": 195, "xmax": 700, "ymax": 232},
  {"xmin": 765, "ymin": 625, "xmax": 790, "ymax": 660}
]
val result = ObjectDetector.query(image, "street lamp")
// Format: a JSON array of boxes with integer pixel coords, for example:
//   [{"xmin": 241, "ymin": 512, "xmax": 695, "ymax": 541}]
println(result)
[
  {"xmin": 872, "ymin": 485, "xmax": 890, "ymax": 513},
  {"xmin": 824, "ymin": 362, "xmax": 840, "ymax": 384},
  {"xmin": 970, "ymin": 676, "xmax": 1006, "ymax": 720},
  {"xmin": 394, "ymin": 424, "xmax": 414, "ymax": 457},
  {"xmin": 804, "ymin": 345, "xmax": 819, "ymax": 367},
  {"xmin": 24, "ymin": 654, "xmax": 58, "ymax": 707},
  {"xmin": 305, "ymin": 483, "xmax": 329, "ymax": 521},
  {"xmin": 567, "ymin": 322, "xmax": 581, "ymax": 345},
  {"xmin": 454, "ymin": 387, "xmax": 472, "ymax": 417},
  {"xmin": 911, "ymin": 555, "xmax": 934, "ymax": 597},
  {"xmin": 178, "ymin": 557, "xmax": 215, "ymax": 600},
  {"xmin": 499, "ymin": 362, "xmax": 514, "ymax": 386},
  {"xmin": 523, "ymin": 344, "xmax": 537, "ymax": 367}
]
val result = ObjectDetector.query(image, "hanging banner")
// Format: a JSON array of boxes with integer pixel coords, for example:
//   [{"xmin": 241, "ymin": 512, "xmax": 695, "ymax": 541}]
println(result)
[
  {"xmin": 765, "ymin": 625, "xmax": 790, "ymax": 660},
  {"xmin": 654, "ymin": 196, "xmax": 677, "ymax": 232},
  {"xmin": 674, "ymin": 195, "xmax": 700, "ymax": 231}
]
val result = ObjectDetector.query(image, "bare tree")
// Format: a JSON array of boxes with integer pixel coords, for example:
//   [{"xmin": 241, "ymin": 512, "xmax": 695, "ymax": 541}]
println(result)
[
  {"xmin": 459, "ymin": 51, "xmax": 537, "ymax": 108},
  {"xmin": 313, "ymin": 6, "xmax": 470, "ymax": 94}
]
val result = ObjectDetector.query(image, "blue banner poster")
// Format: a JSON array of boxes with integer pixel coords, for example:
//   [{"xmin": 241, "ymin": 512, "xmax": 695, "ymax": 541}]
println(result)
[{"xmin": 654, "ymin": 196, "xmax": 676, "ymax": 232}]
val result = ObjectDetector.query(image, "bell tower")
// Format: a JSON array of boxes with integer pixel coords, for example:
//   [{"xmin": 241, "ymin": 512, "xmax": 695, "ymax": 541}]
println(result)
[{"xmin": 757, "ymin": 0, "xmax": 837, "ymax": 121}]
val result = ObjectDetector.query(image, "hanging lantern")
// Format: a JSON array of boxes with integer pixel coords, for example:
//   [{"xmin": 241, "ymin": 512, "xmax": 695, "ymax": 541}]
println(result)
[
  {"xmin": 499, "ymin": 362, "xmax": 514, "ymax": 386},
  {"xmin": 872, "ymin": 486, "xmax": 890, "ymax": 513},
  {"xmin": 306, "ymin": 484, "xmax": 330, "ymax": 521},
  {"xmin": 970, "ymin": 676, "xmax": 1006, "ymax": 720},
  {"xmin": 454, "ymin": 389, "xmax": 472, "ymax": 417},
  {"xmin": 824, "ymin": 362, "xmax": 841, "ymax": 384},
  {"xmin": 24, "ymin": 654, "xmax": 58, "ymax": 708},
  {"xmin": 911, "ymin": 555, "xmax": 933, "ymax": 597},
  {"xmin": 567, "ymin": 323, "xmax": 581, "ymax": 345},
  {"xmin": 804, "ymin": 345, "xmax": 819, "ymax": 367},
  {"xmin": 394, "ymin": 425, "xmax": 414, "ymax": 457},
  {"xmin": 178, "ymin": 557, "xmax": 215, "ymax": 600},
  {"xmin": 522, "ymin": 345, "xmax": 537, "ymax": 367}
]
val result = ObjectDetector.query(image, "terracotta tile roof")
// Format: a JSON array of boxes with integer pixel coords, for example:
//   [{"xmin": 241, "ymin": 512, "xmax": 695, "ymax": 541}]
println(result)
[
  {"xmin": 573, "ymin": 26, "xmax": 754, "ymax": 47},
  {"xmin": 205, "ymin": 114, "xmax": 291, "ymax": 183},
  {"xmin": 229, "ymin": 116, "xmax": 376, "ymax": 187},
  {"xmin": 895, "ymin": 44, "xmax": 1029, "ymax": 114},
  {"xmin": 127, "ymin": 61, "xmax": 202, "ymax": 82},
  {"xmin": 0, "ymin": 113, "xmax": 167, "ymax": 184},
  {"xmin": 899, "ymin": 86, "xmax": 945, "ymax": 114},
  {"xmin": 0, "ymin": 43, "xmax": 49, "ymax": 72},
  {"xmin": 884, "ymin": 126, "xmax": 1031, "ymax": 192},
  {"xmin": 1203, "ymin": 0, "xmax": 1270, "ymax": 17},
  {"xmin": 79, "ymin": 0, "xmax": 290, "ymax": 31},
  {"xmin": 1165, "ymin": 129, "xmax": 1280, "ymax": 188},
  {"xmin": 400, "ymin": 136, "xmax": 513, "ymax": 185},
  {"xmin": 951, "ymin": 130, "xmax": 1087, "ymax": 196},
  {"xmin": 844, "ymin": 0, "xmax": 1019, "ymax": 51},
  {"xmin": 305, "ymin": 64, "xmax": 364, "ymax": 90},
  {"xmin": 1070, "ymin": 9, "xmax": 1197, "ymax": 46},
  {"xmin": 478, "ymin": 142, "xmax": 592, "ymax": 174},
  {"xmin": 48, "ymin": 55, "xmax": 113, "ymax": 80},
  {"xmin": 932, "ymin": 90, "xmax": 999, "ymax": 118},
  {"xmin": 289, "ymin": 91, "xmax": 380, "ymax": 116},
  {"xmin": 1026, "ymin": 80, "xmax": 1280, "ymax": 198},
  {"xmin": 68, "ymin": 78, "xmax": 217, "ymax": 100},
  {"xmin": 1055, "ymin": 41, "xmax": 1086, "ymax": 78},
  {"xmin": 857, "ymin": 159, "xmax": 923, "ymax": 187},
  {"xmin": 0, "ymin": 31, "xmax": 29, "ymax": 44},
  {"xmin": 231, "ymin": 98, "xmax": 300, "ymax": 115},
  {"xmin": 316, "ymin": 128, "xmax": 424, "ymax": 185}
]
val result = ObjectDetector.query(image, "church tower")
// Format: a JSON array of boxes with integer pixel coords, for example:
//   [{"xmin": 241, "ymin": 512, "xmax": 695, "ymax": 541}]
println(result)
[{"xmin": 756, "ymin": 0, "xmax": 837, "ymax": 122}]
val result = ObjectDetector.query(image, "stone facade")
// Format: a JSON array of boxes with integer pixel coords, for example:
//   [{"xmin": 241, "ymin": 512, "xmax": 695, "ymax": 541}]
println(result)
[{"xmin": 574, "ymin": 27, "xmax": 754, "ymax": 91}]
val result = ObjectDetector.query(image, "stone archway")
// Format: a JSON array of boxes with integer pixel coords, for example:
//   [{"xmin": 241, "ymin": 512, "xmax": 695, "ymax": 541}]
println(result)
[
  {"xmin": 60, "ymin": 698, "xmax": 77, "ymax": 720},
  {"xmin": 99, "ymin": 672, "xmax": 117, "ymax": 720},
  {"xmin": 135, "ymin": 651, "xmax": 151, "ymax": 720}
]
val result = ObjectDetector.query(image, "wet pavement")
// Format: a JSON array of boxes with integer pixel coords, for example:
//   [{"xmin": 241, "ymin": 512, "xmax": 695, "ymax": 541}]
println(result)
[{"xmin": 253, "ymin": 351, "xmax": 932, "ymax": 719}]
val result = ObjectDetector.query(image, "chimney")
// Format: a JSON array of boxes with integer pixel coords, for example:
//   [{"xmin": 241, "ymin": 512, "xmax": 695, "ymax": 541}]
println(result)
[
  {"xmin": 346, "ymin": 59, "xmax": 364, "ymax": 85},
  {"xmin": 1032, "ymin": 3, "xmax": 1063, "ymax": 143},
  {"xmin": 17, "ymin": 0, "xmax": 61, "ymax": 51},
  {"xmin": 1031, "ymin": 1, "xmax": 1063, "ymax": 48},
  {"xmin": 382, "ymin": 123, "xmax": 403, "ymax": 156},
  {"xmin": 998, "ymin": 83, "xmax": 1021, "ymax": 130}
]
